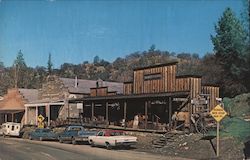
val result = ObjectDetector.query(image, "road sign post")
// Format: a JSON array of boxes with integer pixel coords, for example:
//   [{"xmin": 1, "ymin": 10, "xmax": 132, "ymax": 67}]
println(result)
[{"xmin": 210, "ymin": 105, "xmax": 227, "ymax": 157}]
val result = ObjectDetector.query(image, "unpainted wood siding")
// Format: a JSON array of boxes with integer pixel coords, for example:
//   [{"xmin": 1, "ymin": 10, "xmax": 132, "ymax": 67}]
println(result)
[
  {"xmin": 123, "ymin": 82, "xmax": 133, "ymax": 95},
  {"xmin": 90, "ymin": 87, "xmax": 108, "ymax": 96},
  {"xmin": 201, "ymin": 86, "xmax": 220, "ymax": 111},
  {"xmin": 176, "ymin": 77, "xmax": 201, "ymax": 99},
  {"xmin": 133, "ymin": 65, "xmax": 176, "ymax": 94}
]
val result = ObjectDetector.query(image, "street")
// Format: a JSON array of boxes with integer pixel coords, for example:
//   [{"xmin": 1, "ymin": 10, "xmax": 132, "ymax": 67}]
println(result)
[{"xmin": 0, "ymin": 137, "xmax": 190, "ymax": 160}]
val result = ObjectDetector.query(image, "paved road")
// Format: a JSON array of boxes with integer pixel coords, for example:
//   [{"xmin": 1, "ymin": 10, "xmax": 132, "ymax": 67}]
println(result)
[
  {"xmin": 0, "ymin": 137, "xmax": 107, "ymax": 160},
  {"xmin": 0, "ymin": 137, "xmax": 191, "ymax": 160}
]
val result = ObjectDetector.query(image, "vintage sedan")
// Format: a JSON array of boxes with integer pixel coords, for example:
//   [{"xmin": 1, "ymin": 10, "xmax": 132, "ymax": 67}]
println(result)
[
  {"xmin": 58, "ymin": 125, "xmax": 97, "ymax": 144},
  {"xmin": 29, "ymin": 128, "xmax": 57, "ymax": 141},
  {"xmin": 88, "ymin": 130, "xmax": 137, "ymax": 149}
]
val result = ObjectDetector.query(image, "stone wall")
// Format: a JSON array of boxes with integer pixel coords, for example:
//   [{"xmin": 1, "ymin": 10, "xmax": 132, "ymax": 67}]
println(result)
[{"xmin": 38, "ymin": 75, "xmax": 69, "ymax": 100}]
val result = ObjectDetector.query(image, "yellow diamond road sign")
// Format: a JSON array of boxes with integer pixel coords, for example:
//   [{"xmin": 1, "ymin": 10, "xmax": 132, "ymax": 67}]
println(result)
[
  {"xmin": 37, "ymin": 114, "xmax": 45, "ymax": 122},
  {"xmin": 210, "ymin": 105, "xmax": 227, "ymax": 122}
]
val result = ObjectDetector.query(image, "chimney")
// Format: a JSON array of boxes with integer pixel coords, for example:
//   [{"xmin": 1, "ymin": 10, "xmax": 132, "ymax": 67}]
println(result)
[{"xmin": 74, "ymin": 76, "xmax": 78, "ymax": 88}]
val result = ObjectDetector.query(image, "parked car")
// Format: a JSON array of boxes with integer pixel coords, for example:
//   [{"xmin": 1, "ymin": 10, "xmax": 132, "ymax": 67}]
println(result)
[
  {"xmin": 88, "ymin": 130, "xmax": 137, "ymax": 149},
  {"xmin": 57, "ymin": 125, "xmax": 97, "ymax": 144},
  {"xmin": 29, "ymin": 128, "xmax": 57, "ymax": 141},
  {"xmin": 1, "ymin": 122, "xmax": 21, "ymax": 137}
]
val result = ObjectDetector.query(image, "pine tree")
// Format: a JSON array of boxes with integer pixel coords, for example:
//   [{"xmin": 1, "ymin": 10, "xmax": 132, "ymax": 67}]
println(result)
[
  {"xmin": 211, "ymin": 7, "xmax": 248, "ymax": 96},
  {"xmin": 13, "ymin": 50, "xmax": 27, "ymax": 88},
  {"xmin": 47, "ymin": 53, "xmax": 53, "ymax": 75}
]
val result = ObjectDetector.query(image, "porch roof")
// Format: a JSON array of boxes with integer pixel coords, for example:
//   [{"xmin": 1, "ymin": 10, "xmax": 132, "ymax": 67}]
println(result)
[{"xmin": 69, "ymin": 91, "xmax": 190, "ymax": 102}]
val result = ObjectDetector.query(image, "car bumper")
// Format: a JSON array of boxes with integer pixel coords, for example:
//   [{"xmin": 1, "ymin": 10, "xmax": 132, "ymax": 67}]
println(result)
[
  {"xmin": 115, "ymin": 141, "xmax": 137, "ymax": 146},
  {"xmin": 75, "ymin": 137, "xmax": 89, "ymax": 142}
]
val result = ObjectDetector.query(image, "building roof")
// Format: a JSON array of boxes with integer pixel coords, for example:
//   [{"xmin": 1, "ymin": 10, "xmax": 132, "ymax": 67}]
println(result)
[
  {"xmin": 133, "ymin": 61, "xmax": 178, "ymax": 71},
  {"xmin": 176, "ymin": 75, "xmax": 202, "ymax": 78},
  {"xmin": 60, "ymin": 78, "xmax": 123, "ymax": 94},
  {"xmin": 0, "ymin": 88, "xmax": 38, "ymax": 112},
  {"xmin": 18, "ymin": 89, "xmax": 39, "ymax": 103}
]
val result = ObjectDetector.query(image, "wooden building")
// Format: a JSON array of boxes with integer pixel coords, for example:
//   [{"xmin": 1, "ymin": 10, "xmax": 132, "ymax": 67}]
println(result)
[
  {"xmin": 81, "ymin": 62, "xmax": 220, "ymax": 132},
  {"xmin": 0, "ymin": 88, "xmax": 38, "ymax": 125}
]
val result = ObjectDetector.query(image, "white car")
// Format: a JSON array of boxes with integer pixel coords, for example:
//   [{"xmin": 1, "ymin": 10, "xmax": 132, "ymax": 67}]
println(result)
[
  {"xmin": 88, "ymin": 130, "xmax": 137, "ymax": 149},
  {"xmin": 1, "ymin": 122, "xmax": 21, "ymax": 137}
]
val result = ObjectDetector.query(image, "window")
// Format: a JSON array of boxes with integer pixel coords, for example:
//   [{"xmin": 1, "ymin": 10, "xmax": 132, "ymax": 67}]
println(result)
[
  {"xmin": 110, "ymin": 132, "xmax": 124, "ymax": 136},
  {"xmin": 144, "ymin": 73, "xmax": 162, "ymax": 81},
  {"xmin": 97, "ymin": 132, "xmax": 104, "ymax": 136}
]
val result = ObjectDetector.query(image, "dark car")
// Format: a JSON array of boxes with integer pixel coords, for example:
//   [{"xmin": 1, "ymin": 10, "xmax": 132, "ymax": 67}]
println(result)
[{"xmin": 29, "ymin": 128, "xmax": 57, "ymax": 141}]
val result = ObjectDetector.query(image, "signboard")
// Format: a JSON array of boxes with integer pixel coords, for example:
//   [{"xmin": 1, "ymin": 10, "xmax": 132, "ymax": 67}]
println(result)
[
  {"xmin": 210, "ymin": 105, "xmax": 227, "ymax": 122},
  {"xmin": 210, "ymin": 104, "xmax": 227, "ymax": 157},
  {"xmin": 37, "ymin": 114, "xmax": 45, "ymax": 123}
]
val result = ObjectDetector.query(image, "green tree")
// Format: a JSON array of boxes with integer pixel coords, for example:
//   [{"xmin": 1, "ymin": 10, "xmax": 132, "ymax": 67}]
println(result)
[
  {"xmin": 211, "ymin": 8, "xmax": 248, "ymax": 96},
  {"xmin": 93, "ymin": 55, "xmax": 100, "ymax": 64},
  {"xmin": 148, "ymin": 44, "xmax": 156, "ymax": 52},
  {"xmin": 47, "ymin": 53, "xmax": 53, "ymax": 74},
  {"xmin": 13, "ymin": 50, "xmax": 28, "ymax": 88}
]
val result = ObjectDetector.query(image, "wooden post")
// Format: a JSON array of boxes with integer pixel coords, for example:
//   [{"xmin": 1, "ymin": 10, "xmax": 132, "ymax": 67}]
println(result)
[
  {"xmin": 216, "ymin": 122, "xmax": 220, "ymax": 157},
  {"xmin": 145, "ymin": 100, "xmax": 148, "ymax": 130},
  {"xmin": 25, "ymin": 106, "xmax": 28, "ymax": 125},
  {"xmin": 66, "ymin": 100, "xmax": 69, "ymax": 119},
  {"xmin": 35, "ymin": 106, "xmax": 38, "ymax": 125},
  {"xmin": 4, "ymin": 114, "xmax": 7, "ymax": 122},
  {"xmin": 48, "ymin": 104, "xmax": 50, "ymax": 127},
  {"xmin": 169, "ymin": 97, "xmax": 172, "ymax": 125},
  {"xmin": 106, "ymin": 102, "xmax": 109, "ymax": 122},
  {"xmin": 124, "ymin": 101, "xmax": 127, "ymax": 128},
  {"xmin": 11, "ymin": 113, "xmax": 14, "ymax": 122},
  {"xmin": 91, "ymin": 102, "xmax": 94, "ymax": 121}
]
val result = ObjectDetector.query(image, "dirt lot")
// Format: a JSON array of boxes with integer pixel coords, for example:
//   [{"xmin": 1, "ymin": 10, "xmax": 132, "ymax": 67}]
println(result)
[{"xmin": 134, "ymin": 132, "xmax": 246, "ymax": 160}]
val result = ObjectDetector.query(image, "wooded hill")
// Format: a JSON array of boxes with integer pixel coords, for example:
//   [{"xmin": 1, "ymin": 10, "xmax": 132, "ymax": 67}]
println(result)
[{"xmin": 0, "ymin": 7, "xmax": 249, "ymax": 98}]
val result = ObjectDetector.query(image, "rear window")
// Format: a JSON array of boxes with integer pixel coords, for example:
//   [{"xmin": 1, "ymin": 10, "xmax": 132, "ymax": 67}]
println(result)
[
  {"xmin": 110, "ymin": 132, "xmax": 125, "ymax": 136},
  {"xmin": 71, "ymin": 127, "xmax": 82, "ymax": 131}
]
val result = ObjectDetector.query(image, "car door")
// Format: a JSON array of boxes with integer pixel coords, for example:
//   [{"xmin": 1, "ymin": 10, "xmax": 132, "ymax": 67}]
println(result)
[{"xmin": 94, "ymin": 131, "xmax": 104, "ymax": 145}]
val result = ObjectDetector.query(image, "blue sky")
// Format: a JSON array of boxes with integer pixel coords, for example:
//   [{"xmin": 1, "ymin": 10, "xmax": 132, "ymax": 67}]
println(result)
[{"xmin": 0, "ymin": 0, "xmax": 245, "ymax": 68}]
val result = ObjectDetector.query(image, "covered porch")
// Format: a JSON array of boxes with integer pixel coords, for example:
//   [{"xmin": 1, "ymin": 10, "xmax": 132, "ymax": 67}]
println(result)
[
  {"xmin": 24, "ymin": 100, "xmax": 65, "ymax": 127},
  {"xmin": 76, "ymin": 91, "xmax": 190, "ymax": 132}
]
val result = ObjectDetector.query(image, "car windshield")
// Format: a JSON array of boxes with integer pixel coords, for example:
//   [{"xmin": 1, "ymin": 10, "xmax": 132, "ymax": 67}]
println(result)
[{"xmin": 70, "ymin": 127, "xmax": 82, "ymax": 131}]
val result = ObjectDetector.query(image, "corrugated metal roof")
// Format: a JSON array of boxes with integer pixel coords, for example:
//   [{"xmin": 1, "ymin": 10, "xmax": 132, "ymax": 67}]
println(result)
[{"xmin": 60, "ymin": 78, "xmax": 123, "ymax": 94}]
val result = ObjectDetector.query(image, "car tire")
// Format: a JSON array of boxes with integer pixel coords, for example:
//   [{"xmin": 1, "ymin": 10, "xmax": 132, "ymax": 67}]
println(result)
[
  {"xmin": 72, "ymin": 138, "xmax": 77, "ymax": 145},
  {"xmin": 39, "ymin": 137, "xmax": 43, "ymax": 141},
  {"xmin": 105, "ymin": 142, "xmax": 111, "ymax": 150},
  {"xmin": 89, "ymin": 140, "xmax": 94, "ymax": 147},
  {"xmin": 59, "ymin": 137, "xmax": 63, "ymax": 143}
]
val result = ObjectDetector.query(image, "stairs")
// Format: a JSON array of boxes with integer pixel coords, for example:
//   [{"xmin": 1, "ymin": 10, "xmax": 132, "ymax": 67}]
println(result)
[{"xmin": 152, "ymin": 132, "xmax": 179, "ymax": 148}]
